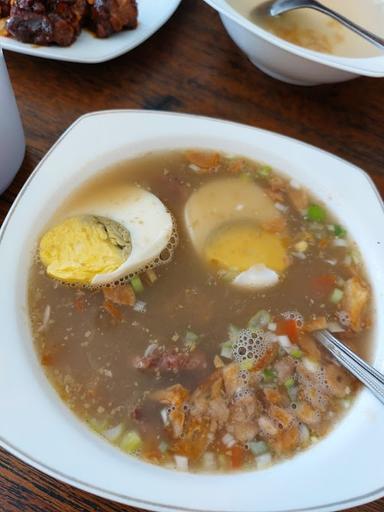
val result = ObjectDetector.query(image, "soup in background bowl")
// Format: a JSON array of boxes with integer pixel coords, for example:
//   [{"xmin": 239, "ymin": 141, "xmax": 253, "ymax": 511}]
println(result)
[
  {"xmin": 226, "ymin": 0, "xmax": 384, "ymax": 58},
  {"xmin": 0, "ymin": 111, "xmax": 383, "ymax": 512}
]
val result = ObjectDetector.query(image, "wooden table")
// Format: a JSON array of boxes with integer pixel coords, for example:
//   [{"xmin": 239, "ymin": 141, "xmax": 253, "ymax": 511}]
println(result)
[{"xmin": 1, "ymin": 0, "xmax": 384, "ymax": 510}]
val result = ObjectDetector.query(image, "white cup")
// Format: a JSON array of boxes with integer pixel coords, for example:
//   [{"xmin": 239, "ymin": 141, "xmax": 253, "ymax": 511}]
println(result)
[{"xmin": 0, "ymin": 48, "xmax": 25, "ymax": 194}]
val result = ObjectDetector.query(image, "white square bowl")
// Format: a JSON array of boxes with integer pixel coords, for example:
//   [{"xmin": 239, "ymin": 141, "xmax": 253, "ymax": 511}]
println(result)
[{"xmin": 0, "ymin": 110, "xmax": 384, "ymax": 512}]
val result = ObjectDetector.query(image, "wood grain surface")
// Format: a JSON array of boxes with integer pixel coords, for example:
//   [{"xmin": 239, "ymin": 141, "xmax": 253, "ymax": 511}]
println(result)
[{"xmin": 1, "ymin": 0, "xmax": 384, "ymax": 510}]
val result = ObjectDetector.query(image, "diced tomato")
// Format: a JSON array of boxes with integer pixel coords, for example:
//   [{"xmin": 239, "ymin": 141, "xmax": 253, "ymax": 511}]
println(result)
[
  {"xmin": 185, "ymin": 150, "xmax": 220, "ymax": 170},
  {"xmin": 276, "ymin": 319, "xmax": 299, "ymax": 342},
  {"xmin": 41, "ymin": 353, "xmax": 54, "ymax": 366},
  {"xmin": 74, "ymin": 295, "xmax": 86, "ymax": 313},
  {"xmin": 311, "ymin": 274, "xmax": 335, "ymax": 297},
  {"xmin": 231, "ymin": 446, "xmax": 245, "ymax": 469},
  {"xmin": 103, "ymin": 301, "xmax": 122, "ymax": 321}
]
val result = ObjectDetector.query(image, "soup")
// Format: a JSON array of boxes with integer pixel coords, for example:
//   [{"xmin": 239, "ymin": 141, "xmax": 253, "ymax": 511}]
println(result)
[
  {"xmin": 227, "ymin": 0, "xmax": 384, "ymax": 57},
  {"xmin": 29, "ymin": 150, "xmax": 372, "ymax": 473}
]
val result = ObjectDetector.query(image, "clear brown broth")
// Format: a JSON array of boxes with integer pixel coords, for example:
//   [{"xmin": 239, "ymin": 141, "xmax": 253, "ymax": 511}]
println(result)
[{"xmin": 29, "ymin": 150, "xmax": 372, "ymax": 473}]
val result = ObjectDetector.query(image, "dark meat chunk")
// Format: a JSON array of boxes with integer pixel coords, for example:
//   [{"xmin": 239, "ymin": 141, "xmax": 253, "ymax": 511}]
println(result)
[
  {"xmin": 88, "ymin": 0, "xmax": 137, "ymax": 38},
  {"xmin": 0, "ymin": 0, "xmax": 10, "ymax": 18},
  {"xmin": 7, "ymin": 0, "xmax": 87, "ymax": 46},
  {"xmin": 133, "ymin": 345, "xmax": 207, "ymax": 374}
]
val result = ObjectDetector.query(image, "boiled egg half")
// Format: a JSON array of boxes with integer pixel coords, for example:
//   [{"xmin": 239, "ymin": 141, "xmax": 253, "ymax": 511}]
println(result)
[
  {"xmin": 184, "ymin": 178, "xmax": 290, "ymax": 290},
  {"xmin": 39, "ymin": 185, "xmax": 176, "ymax": 286}
]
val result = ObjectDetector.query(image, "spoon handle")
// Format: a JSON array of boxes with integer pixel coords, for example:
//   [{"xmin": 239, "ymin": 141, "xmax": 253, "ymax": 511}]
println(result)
[
  {"xmin": 308, "ymin": 0, "xmax": 384, "ymax": 51},
  {"xmin": 314, "ymin": 329, "xmax": 384, "ymax": 406}
]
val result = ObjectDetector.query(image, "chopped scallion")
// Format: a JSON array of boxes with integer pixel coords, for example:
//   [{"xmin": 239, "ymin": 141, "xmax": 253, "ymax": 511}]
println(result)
[
  {"xmin": 220, "ymin": 341, "xmax": 233, "ymax": 360},
  {"xmin": 240, "ymin": 171, "xmax": 254, "ymax": 182},
  {"xmin": 262, "ymin": 368, "xmax": 276, "ymax": 383},
  {"xmin": 290, "ymin": 347, "xmax": 303, "ymax": 359},
  {"xmin": 240, "ymin": 359, "xmax": 254, "ymax": 371},
  {"xmin": 248, "ymin": 310, "xmax": 271, "ymax": 331},
  {"xmin": 131, "ymin": 276, "xmax": 144, "ymax": 294},
  {"xmin": 330, "ymin": 288, "xmax": 344, "ymax": 304},
  {"xmin": 249, "ymin": 441, "xmax": 269, "ymax": 456},
  {"xmin": 120, "ymin": 430, "xmax": 142, "ymax": 453},
  {"xmin": 333, "ymin": 224, "xmax": 347, "ymax": 238},
  {"xmin": 284, "ymin": 377, "xmax": 295, "ymax": 389},
  {"xmin": 184, "ymin": 330, "xmax": 199, "ymax": 350},
  {"xmin": 159, "ymin": 441, "xmax": 168, "ymax": 453},
  {"xmin": 306, "ymin": 204, "xmax": 326, "ymax": 223},
  {"xmin": 228, "ymin": 324, "xmax": 241, "ymax": 343},
  {"xmin": 88, "ymin": 417, "xmax": 108, "ymax": 434},
  {"xmin": 258, "ymin": 165, "xmax": 272, "ymax": 177}
]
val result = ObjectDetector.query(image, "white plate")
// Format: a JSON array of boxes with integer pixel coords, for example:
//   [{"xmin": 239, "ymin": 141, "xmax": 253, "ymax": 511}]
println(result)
[
  {"xmin": 0, "ymin": 0, "xmax": 181, "ymax": 63},
  {"xmin": 0, "ymin": 111, "xmax": 384, "ymax": 512}
]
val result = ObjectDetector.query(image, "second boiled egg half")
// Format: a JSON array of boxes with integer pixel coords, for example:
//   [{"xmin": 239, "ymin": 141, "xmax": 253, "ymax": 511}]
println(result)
[{"xmin": 184, "ymin": 178, "xmax": 290, "ymax": 290}]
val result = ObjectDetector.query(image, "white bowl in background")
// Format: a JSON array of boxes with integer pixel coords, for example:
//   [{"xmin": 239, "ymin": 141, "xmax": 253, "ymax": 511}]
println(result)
[
  {"xmin": 202, "ymin": 0, "xmax": 384, "ymax": 85},
  {"xmin": 0, "ymin": 110, "xmax": 384, "ymax": 512}
]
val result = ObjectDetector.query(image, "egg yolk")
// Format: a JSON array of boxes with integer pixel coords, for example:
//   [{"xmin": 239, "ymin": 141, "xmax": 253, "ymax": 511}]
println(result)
[
  {"xmin": 39, "ymin": 217, "xmax": 127, "ymax": 285},
  {"xmin": 204, "ymin": 223, "xmax": 288, "ymax": 273}
]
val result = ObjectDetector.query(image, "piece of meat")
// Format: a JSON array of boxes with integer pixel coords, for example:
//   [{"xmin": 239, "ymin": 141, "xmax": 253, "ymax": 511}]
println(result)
[
  {"xmin": 269, "ymin": 423, "xmax": 300, "ymax": 455},
  {"xmin": 266, "ymin": 175, "xmax": 285, "ymax": 202},
  {"xmin": 103, "ymin": 284, "xmax": 135, "ymax": 306},
  {"xmin": 185, "ymin": 150, "xmax": 220, "ymax": 172},
  {"xmin": 258, "ymin": 415, "xmax": 278, "ymax": 437},
  {"xmin": 0, "ymin": 0, "xmax": 10, "ymax": 17},
  {"xmin": 263, "ymin": 387, "xmax": 284, "ymax": 406},
  {"xmin": 151, "ymin": 384, "xmax": 189, "ymax": 406},
  {"xmin": 274, "ymin": 356, "xmax": 295, "ymax": 384},
  {"xmin": 297, "ymin": 334, "xmax": 321, "ymax": 362},
  {"xmin": 341, "ymin": 277, "xmax": 369, "ymax": 332},
  {"xmin": 7, "ymin": 0, "xmax": 87, "ymax": 46},
  {"xmin": 295, "ymin": 402, "xmax": 320, "ymax": 426},
  {"xmin": 304, "ymin": 316, "xmax": 327, "ymax": 332},
  {"xmin": 171, "ymin": 417, "xmax": 211, "ymax": 461},
  {"xmin": 296, "ymin": 364, "xmax": 329, "ymax": 412},
  {"xmin": 189, "ymin": 371, "xmax": 229, "ymax": 433},
  {"xmin": 227, "ymin": 391, "xmax": 260, "ymax": 442},
  {"xmin": 287, "ymin": 187, "xmax": 309, "ymax": 212},
  {"xmin": 88, "ymin": 0, "xmax": 137, "ymax": 38},
  {"xmin": 268, "ymin": 405, "xmax": 295, "ymax": 430},
  {"xmin": 133, "ymin": 345, "xmax": 207, "ymax": 374},
  {"xmin": 151, "ymin": 384, "xmax": 189, "ymax": 440},
  {"xmin": 222, "ymin": 363, "xmax": 244, "ymax": 397},
  {"xmin": 324, "ymin": 364, "xmax": 353, "ymax": 398}
]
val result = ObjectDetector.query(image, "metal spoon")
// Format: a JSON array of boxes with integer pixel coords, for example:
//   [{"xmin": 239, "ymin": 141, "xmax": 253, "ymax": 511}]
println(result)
[
  {"xmin": 314, "ymin": 329, "xmax": 384, "ymax": 406},
  {"xmin": 256, "ymin": 0, "xmax": 384, "ymax": 51}
]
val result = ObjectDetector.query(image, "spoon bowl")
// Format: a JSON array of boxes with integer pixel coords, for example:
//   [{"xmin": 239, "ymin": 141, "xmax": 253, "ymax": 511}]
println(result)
[{"xmin": 256, "ymin": 0, "xmax": 384, "ymax": 50}]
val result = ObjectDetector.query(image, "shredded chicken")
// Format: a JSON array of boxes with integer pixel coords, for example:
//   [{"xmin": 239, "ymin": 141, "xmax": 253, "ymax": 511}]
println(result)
[
  {"xmin": 222, "ymin": 363, "xmax": 244, "ymax": 397},
  {"xmin": 297, "ymin": 334, "xmax": 321, "ymax": 361},
  {"xmin": 151, "ymin": 384, "xmax": 189, "ymax": 406},
  {"xmin": 324, "ymin": 364, "xmax": 352, "ymax": 398},
  {"xmin": 151, "ymin": 384, "xmax": 189, "ymax": 439},
  {"xmin": 227, "ymin": 392, "xmax": 261, "ymax": 442},
  {"xmin": 304, "ymin": 316, "xmax": 327, "ymax": 332},
  {"xmin": 341, "ymin": 277, "xmax": 369, "ymax": 332},
  {"xmin": 274, "ymin": 356, "xmax": 295, "ymax": 384},
  {"xmin": 295, "ymin": 402, "xmax": 320, "ymax": 425},
  {"xmin": 287, "ymin": 187, "xmax": 309, "ymax": 212},
  {"xmin": 103, "ymin": 285, "xmax": 135, "ymax": 306}
]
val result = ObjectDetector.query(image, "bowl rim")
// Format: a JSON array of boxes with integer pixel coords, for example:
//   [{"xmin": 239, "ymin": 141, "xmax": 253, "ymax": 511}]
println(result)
[
  {"xmin": 1, "ymin": 110, "xmax": 384, "ymax": 512},
  {"xmin": 202, "ymin": 0, "xmax": 384, "ymax": 77}
]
